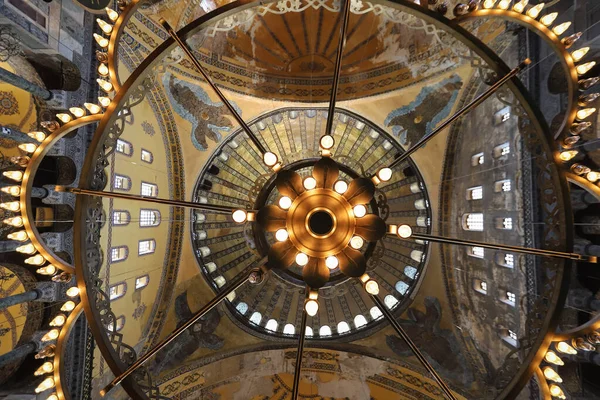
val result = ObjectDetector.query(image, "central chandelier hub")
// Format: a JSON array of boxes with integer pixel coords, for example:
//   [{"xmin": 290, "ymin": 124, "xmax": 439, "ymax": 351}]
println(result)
[{"xmin": 308, "ymin": 210, "xmax": 334, "ymax": 236}]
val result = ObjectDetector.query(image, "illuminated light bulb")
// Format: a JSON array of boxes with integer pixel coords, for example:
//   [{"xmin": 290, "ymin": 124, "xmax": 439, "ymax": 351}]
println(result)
[
  {"xmin": 556, "ymin": 341, "xmax": 577, "ymax": 354},
  {"xmin": 377, "ymin": 167, "xmax": 393, "ymax": 182},
  {"xmin": 303, "ymin": 177, "xmax": 316, "ymax": 190},
  {"xmin": 3, "ymin": 170, "xmax": 23, "ymax": 182},
  {"xmin": 397, "ymin": 224, "xmax": 413, "ymax": 238},
  {"xmin": 84, "ymin": 103, "xmax": 102, "ymax": 114},
  {"xmin": 25, "ymin": 254, "xmax": 45, "ymax": 266},
  {"xmin": 34, "ymin": 361, "xmax": 54, "ymax": 376},
  {"xmin": 18, "ymin": 143, "xmax": 37, "ymax": 153},
  {"xmin": 0, "ymin": 201, "xmax": 20, "ymax": 211},
  {"xmin": 35, "ymin": 377, "xmax": 55, "ymax": 393},
  {"xmin": 559, "ymin": 150, "xmax": 578, "ymax": 161},
  {"xmin": 350, "ymin": 236, "xmax": 364, "ymax": 249},
  {"xmin": 334, "ymin": 180, "xmax": 348, "ymax": 194},
  {"xmin": 98, "ymin": 96, "xmax": 111, "ymax": 107},
  {"xmin": 549, "ymin": 384, "xmax": 565, "ymax": 399},
  {"xmin": 553, "ymin": 22, "xmax": 571, "ymax": 36},
  {"xmin": 540, "ymin": 12, "xmax": 557, "ymax": 26},
  {"xmin": 263, "ymin": 151, "xmax": 278, "ymax": 167},
  {"xmin": 97, "ymin": 63, "xmax": 109, "ymax": 76},
  {"xmin": 16, "ymin": 243, "xmax": 36, "ymax": 254},
  {"xmin": 353, "ymin": 204, "xmax": 367, "ymax": 218},
  {"xmin": 365, "ymin": 279, "xmax": 380, "ymax": 295},
  {"xmin": 526, "ymin": 3, "xmax": 544, "ymax": 19},
  {"xmin": 47, "ymin": 394, "xmax": 59, "ymax": 400},
  {"xmin": 319, "ymin": 135, "xmax": 334, "ymax": 150},
  {"xmin": 41, "ymin": 329, "xmax": 59, "ymax": 342},
  {"xmin": 8, "ymin": 230, "xmax": 28, "ymax": 241},
  {"xmin": 93, "ymin": 33, "xmax": 109, "ymax": 48},
  {"xmin": 36, "ymin": 265, "xmax": 56, "ymax": 276},
  {"xmin": 275, "ymin": 228, "xmax": 289, "ymax": 242},
  {"xmin": 105, "ymin": 7, "xmax": 118, "ymax": 21},
  {"xmin": 586, "ymin": 171, "xmax": 600, "ymax": 182},
  {"xmin": 325, "ymin": 255, "xmax": 339, "ymax": 269},
  {"xmin": 1, "ymin": 186, "xmax": 20, "ymax": 196},
  {"xmin": 61, "ymin": 301, "xmax": 76, "ymax": 312},
  {"xmin": 66, "ymin": 287, "xmax": 80, "ymax": 298},
  {"xmin": 278, "ymin": 196, "xmax": 292, "ymax": 210},
  {"xmin": 576, "ymin": 61, "xmax": 596, "ymax": 75},
  {"xmin": 545, "ymin": 351, "xmax": 564, "ymax": 365},
  {"xmin": 27, "ymin": 131, "xmax": 45, "ymax": 142},
  {"xmin": 97, "ymin": 78, "xmax": 113, "ymax": 92},
  {"xmin": 295, "ymin": 252, "xmax": 309, "ymax": 266},
  {"xmin": 305, "ymin": 299, "xmax": 319, "ymax": 316},
  {"xmin": 498, "ymin": 0, "xmax": 511, "ymax": 10},
  {"xmin": 577, "ymin": 108, "xmax": 596, "ymax": 120},
  {"xmin": 56, "ymin": 113, "xmax": 72, "ymax": 123},
  {"xmin": 69, "ymin": 107, "xmax": 85, "ymax": 118},
  {"xmin": 49, "ymin": 314, "xmax": 66, "ymax": 327},
  {"xmin": 4, "ymin": 216, "xmax": 23, "ymax": 227},
  {"xmin": 543, "ymin": 367, "xmax": 562, "ymax": 383},
  {"xmin": 512, "ymin": 0, "xmax": 528, "ymax": 13},
  {"xmin": 482, "ymin": 0, "xmax": 496, "ymax": 8},
  {"xmin": 96, "ymin": 18, "xmax": 113, "ymax": 34},
  {"xmin": 572, "ymin": 47, "xmax": 590, "ymax": 62},
  {"xmin": 232, "ymin": 209, "xmax": 248, "ymax": 223}
]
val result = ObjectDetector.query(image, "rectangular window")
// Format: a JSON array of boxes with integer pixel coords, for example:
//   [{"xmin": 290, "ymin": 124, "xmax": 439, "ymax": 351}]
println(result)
[
  {"xmin": 141, "ymin": 149, "xmax": 153, "ymax": 163},
  {"xmin": 140, "ymin": 210, "xmax": 160, "ymax": 227},
  {"xmin": 109, "ymin": 283, "xmax": 126, "ymax": 300},
  {"xmin": 508, "ymin": 329, "xmax": 518, "ymax": 341},
  {"xmin": 114, "ymin": 175, "xmax": 130, "ymax": 190},
  {"xmin": 467, "ymin": 186, "xmax": 483, "ymax": 200},
  {"xmin": 494, "ymin": 106, "xmax": 511, "ymax": 125},
  {"xmin": 110, "ymin": 246, "xmax": 127, "ymax": 262},
  {"xmin": 471, "ymin": 153, "xmax": 484, "ymax": 166},
  {"xmin": 463, "ymin": 213, "xmax": 484, "ymax": 231},
  {"xmin": 494, "ymin": 179, "xmax": 511, "ymax": 192},
  {"xmin": 495, "ymin": 217, "xmax": 513, "ymax": 230},
  {"xmin": 474, "ymin": 279, "xmax": 487, "ymax": 295},
  {"xmin": 502, "ymin": 291, "xmax": 516, "ymax": 306},
  {"xmin": 468, "ymin": 246, "xmax": 485, "ymax": 258},
  {"xmin": 138, "ymin": 240, "xmax": 156, "ymax": 255},
  {"xmin": 493, "ymin": 142, "xmax": 511, "ymax": 158},
  {"xmin": 135, "ymin": 275, "xmax": 149, "ymax": 290},
  {"xmin": 504, "ymin": 254, "xmax": 514, "ymax": 267},
  {"xmin": 141, "ymin": 182, "xmax": 158, "ymax": 197},
  {"xmin": 501, "ymin": 328, "xmax": 519, "ymax": 347},
  {"xmin": 112, "ymin": 211, "xmax": 129, "ymax": 225}
]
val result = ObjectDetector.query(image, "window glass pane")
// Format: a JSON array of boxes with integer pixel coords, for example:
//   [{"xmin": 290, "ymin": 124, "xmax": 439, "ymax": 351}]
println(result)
[
  {"xmin": 265, "ymin": 319, "xmax": 278, "ymax": 332},
  {"xmin": 319, "ymin": 325, "xmax": 332, "ymax": 336},
  {"xmin": 464, "ymin": 213, "xmax": 484, "ymax": 231},
  {"xmin": 385, "ymin": 294, "xmax": 400, "ymax": 308},
  {"xmin": 370, "ymin": 306, "xmax": 383, "ymax": 320},
  {"xmin": 404, "ymin": 266, "xmax": 418, "ymax": 279},
  {"xmin": 236, "ymin": 302, "xmax": 248, "ymax": 315},
  {"xmin": 283, "ymin": 324, "xmax": 295, "ymax": 335},
  {"xmin": 249, "ymin": 312, "xmax": 262, "ymax": 325},
  {"xmin": 395, "ymin": 281, "xmax": 409, "ymax": 295},
  {"xmin": 337, "ymin": 321, "xmax": 350, "ymax": 334}
]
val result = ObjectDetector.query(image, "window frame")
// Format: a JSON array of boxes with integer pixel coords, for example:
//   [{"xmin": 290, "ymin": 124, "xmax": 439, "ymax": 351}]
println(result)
[
  {"xmin": 139, "ymin": 209, "xmax": 161, "ymax": 227},
  {"xmin": 471, "ymin": 152, "xmax": 484, "ymax": 167},
  {"xmin": 462, "ymin": 213, "xmax": 484, "ymax": 231},
  {"xmin": 140, "ymin": 149, "xmax": 154, "ymax": 164},
  {"xmin": 135, "ymin": 275, "xmax": 150, "ymax": 290},
  {"xmin": 140, "ymin": 182, "xmax": 159, "ymax": 197},
  {"xmin": 115, "ymin": 139, "xmax": 133, "ymax": 156},
  {"xmin": 108, "ymin": 282, "xmax": 127, "ymax": 301},
  {"xmin": 110, "ymin": 246, "xmax": 128, "ymax": 263},
  {"xmin": 473, "ymin": 279, "xmax": 487, "ymax": 295},
  {"xmin": 466, "ymin": 186, "xmax": 483, "ymax": 200},
  {"xmin": 112, "ymin": 210, "xmax": 130, "ymax": 226},
  {"xmin": 138, "ymin": 239, "xmax": 156, "ymax": 256},
  {"xmin": 113, "ymin": 174, "xmax": 132, "ymax": 191}
]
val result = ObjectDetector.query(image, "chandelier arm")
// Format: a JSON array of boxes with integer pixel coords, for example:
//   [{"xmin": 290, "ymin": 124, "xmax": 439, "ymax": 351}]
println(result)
[
  {"xmin": 368, "ymin": 293, "xmax": 457, "ymax": 400},
  {"xmin": 406, "ymin": 232, "xmax": 597, "ymax": 263},
  {"xmin": 59, "ymin": 186, "xmax": 242, "ymax": 214},
  {"xmin": 159, "ymin": 18, "xmax": 268, "ymax": 155},
  {"xmin": 324, "ymin": 0, "xmax": 351, "ymax": 137},
  {"xmin": 291, "ymin": 291, "xmax": 310, "ymax": 400},
  {"xmin": 100, "ymin": 266, "xmax": 264, "ymax": 396},
  {"xmin": 387, "ymin": 59, "xmax": 531, "ymax": 170}
]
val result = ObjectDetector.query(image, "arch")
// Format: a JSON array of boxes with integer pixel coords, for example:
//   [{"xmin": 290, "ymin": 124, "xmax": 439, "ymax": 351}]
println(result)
[
  {"xmin": 235, "ymin": 302, "xmax": 248, "ymax": 315},
  {"xmin": 337, "ymin": 321, "xmax": 350, "ymax": 334},
  {"xmin": 369, "ymin": 306, "xmax": 383, "ymax": 320},
  {"xmin": 354, "ymin": 315, "xmax": 367, "ymax": 328},
  {"xmin": 283, "ymin": 323, "xmax": 295, "ymax": 335},
  {"xmin": 384, "ymin": 294, "xmax": 399, "ymax": 308},
  {"xmin": 319, "ymin": 325, "xmax": 332, "ymax": 337},
  {"xmin": 249, "ymin": 312, "xmax": 262, "ymax": 325},
  {"xmin": 265, "ymin": 319, "xmax": 278, "ymax": 332},
  {"xmin": 395, "ymin": 281, "xmax": 409, "ymax": 295}
]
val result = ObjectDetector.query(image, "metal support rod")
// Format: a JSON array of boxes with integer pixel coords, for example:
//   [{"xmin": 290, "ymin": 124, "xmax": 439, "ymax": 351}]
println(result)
[
  {"xmin": 291, "ymin": 292, "xmax": 309, "ymax": 400},
  {"xmin": 57, "ymin": 186, "xmax": 238, "ymax": 214},
  {"xmin": 324, "ymin": 0, "xmax": 350, "ymax": 136},
  {"xmin": 388, "ymin": 59, "xmax": 531, "ymax": 169},
  {"xmin": 0, "ymin": 67, "xmax": 52, "ymax": 100},
  {"xmin": 406, "ymin": 232, "xmax": 598, "ymax": 263},
  {"xmin": 159, "ymin": 19, "xmax": 267, "ymax": 154},
  {"xmin": 370, "ymin": 294, "xmax": 457, "ymax": 400},
  {"xmin": 100, "ymin": 267, "xmax": 259, "ymax": 396}
]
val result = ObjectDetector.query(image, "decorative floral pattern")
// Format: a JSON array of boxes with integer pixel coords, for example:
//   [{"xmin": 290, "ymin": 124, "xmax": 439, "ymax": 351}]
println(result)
[
  {"xmin": 0, "ymin": 91, "xmax": 19, "ymax": 116},
  {"xmin": 141, "ymin": 120, "xmax": 156, "ymax": 136}
]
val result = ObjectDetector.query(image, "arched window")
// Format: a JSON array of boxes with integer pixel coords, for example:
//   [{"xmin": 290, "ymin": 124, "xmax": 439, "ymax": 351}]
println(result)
[
  {"xmin": 468, "ymin": 246, "xmax": 485, "ymax": 258},
  {"xmin": 198, "ymin": 246, "xmax": 211, "ymax": 257},
  {"xmin": 319, "ymin": 325, "xmax": 332, "ymax": 337},
  {"xmin": 138, "ymin": 239, "xmax": 156, "ymax": 255},
  {"xmin": 305, "ymin": 326, "xmax": 313, "ymax": 337},
  {"xmin": 107, "ymin": 315, "xmax": 126, "ymax": 332},
  {"xmin": 141, "ymin": 182, "xmax": 158, "ymax": 197},
  {"xmin": 370, "ymin": 306, "xmax": 383, "ymax": 320},
  {"xmin": 404, "ymin": 266, "xmax": 418, "ymax": 279},
  {"xmin": 116, "ymin": 139, "xmax": 133, "ymax": 156},
  {"xmin": 496, "ymin": 253, "xmax": 515, "ymax": 268},
  {"xmin": 283, "ymin": 324, "xmax": 295, "ymax": 335},
  {"xmin": 463, "ymin": 213, "xmax": 484, "ymax": 231},
  {"xmin": 410, "ymin": 250, "xmax": 423, "ymax": 262},
  {"xmin": 205, "ymin": 262, "xmax": 217, "ymax": 273},
  {"xmin": 337, "ymin": 321, "xmax": 350, "ymax": 334},
  {"xmin": 384, "ymin": 294, "xmax": 399, "ymax": 308},
  {"xmin": 112, "ymin": 210, "xmax": 130, "ymax": 225},
  {"xmin": 109, "ymin": 282, "xmax": 126, "ymax": 301},
  {"xmin": 141, "ymin": 149, "xmax": 153, "ymax": 163},
  {"xmin": 140, "ymin": 209, "xmax": 160, "ymax": 227},
  {"xmin": 249, "ymin": 312, "xmax": 262, "ymax": 325},
  {"xmin": 214, "ymin": 276, "xmax": 226, "ymax": 288},
  {"xmin": 395, "ymin": 281, "xmax": 409, "ymax": 295},
  {"xmin": 265, "ymin": 319, "xmax": 278, "ymax": 332},
  {"xmin": 236, "ymin": 302, "xmax": 248, "ymax": 315},
  {"xmin": 113, "ymin": 174, "xmax": 131, "ymax": 190},
  {"xmin": 110, "ymin": 246, "xmax": 128, "ymax": 262},
  {"xmin": 354, "ymin": 315, "xmax": 367, "ymax": 328},
  {"xmin": 135, "ymin": 275, "xmax": 149, "ymax": 290}
]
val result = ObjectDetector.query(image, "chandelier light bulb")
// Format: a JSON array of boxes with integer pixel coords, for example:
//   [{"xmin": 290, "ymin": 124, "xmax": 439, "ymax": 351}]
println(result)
[
  {"xmin": 377, "ymin": 167, "xmax": 393, "ymax": 182},
  {"xmin": 98, "ymin": 96, "xmax": 111, "ymax": 107},
  {"xmin": 545, "ymin": 351, "xmax": 564, "ymax": 365},
  {"xmin": 576, "ymin": 61, "xmax": 596, "ymax": 75},
  {"xmin": 295, "ymin": 252, "xmax": 309, "ymax": 266},
  {"xmin": 4, "ymin": 216, "xmax": 23, "ymax": 227},
  {"xmin": 61, "ymin": 301, "xmax": 76, "ymax": 312},
  {"xmin": 513, "ymin": 0, "xmax": 528, "ymax": 13},
  {"xmin": 353, "ymin": 204, "xmax": 367, "ymax": 218},
  {"xmin": 16, "ymin": 243, "xmax": 36, "ymax": 254},
  {"xmin": 563, "ymin": 32, "xmax": 583, "ymax": 48},
  {"xmin": 37, "ymin": 265, "xmax": 56, "ymax": 276},
  {"xmin": 319, "ymin": 135, "xmax": 334, "ymax": 150},
  {"xmin": 333, "ymin": 180, "xmax": 348, "ymax": 194},
  {"xmin": 35, "ymin": 377, "xmax": 55, "ymax": 393},
  {"xmin": 586, "ymin": 171, "xmax": 600, "ymax": 182},
  {"xmin": 325, "ymin": 255, "xmax": 339, "ymax": 269},
  {"xmin": 232, "ymin": 209, "xmax": 248, "ymax": 223},
  {"xmin": 96, "ymin": 18, "xmax": 113, "ymax": 34},
  {"xmin": 275, "ymin": 228, "xmax": 289, "ymax": 242},
  {"xmin": 97, "ymin": 62, "xmax": 109, "ymax": 76},
  {"xmin": 27, "ymin": 131, "xmax": 46, "ymax": 142},
  {"xmin": 305, "ymin": 299, "xmax": 319, "ymax": 316},
  {"xmin": 559, "ymin": 150, "xmax": 578, "ymax": 161},
  {"xmin": 526, "ymin": 3, "xmax": 544, "ymax": 19},
  {"xmin": 1, "ymin": 185, "xmax": 20, "ymax": 196},
  {"xmin": 49, "ymin": 314, "xmax": 66, "ymax": 327},
  {"xmin": 572, "ymin": 47, "xmax": 590, "ymax": 62},
  {"xmin": 540, "ymin": 12, "xmax": 557, "ymax": 26},
  {"xmin": 18, "ymin": 143, "xmax": 37, "ymax": 153},
  {"xmin": 47, "ymin": 394, "xmax": 59, "ymax": 400},
  {"xmin": 552, "ymin": 22, "xmax": 571, "ymax": 36},
  {"xmin": 1, "ymin": 201, "xmax": 20, "ymax": 211},
  {"xmin": 8, "ymin": 230, "xmax": 28, "ymax": 241},
  {"xmin": 66, "ymin": 287, "xmax": 80, "ymax": 298},
  {"xmin": 543, "ymin": 367, "xmax": 562, "ymax": 383},
  {"xmin": 56, "ymin": 113, "xmax": 72, "ymax": 123},
  {"xmin": 263, "ymin": 151, "xmax": 278, "ymax": 167},
  {"xmin": 549, "ymin": 384, "xmax": 565, "ymax": 399},
  {"xmin": 303, "ymin": 176, "xmax": 317, "ymax": 190},
  {"xmin": 93, "ymin": 33, "xmax": 109, "ymax": 48},
  {"xmin": 41, "ymin": 329, "xmax": 59, "ymax": 342},
  {"xmin": 34, "ymin": 361, "xmax": 54, "ymax": 376},
  {"xmin": 556, "ymin": 341, "xmax": 577, "ymax": 354},
  {"xmin": 482, "ymin": 0, "xmax": 496, "ymax": 9},
  {"xmin": 396, "ymin": 224, "xmax": 413, "ymax": 238},
  {"xmin": 97, "ymin": 78, "xmax": 113, "ymax": 92},
  {"xmin": 25, "ymin": 254, "xmax": 45, "ymax": 266},
  {"xmin": 69, "ymin": 107, "xmax": 86, "ymax": 118},
  {"xmin": 278, "ymin": 196, "xmax": 292, "ymax": 210},
  {"xmin": 497, "ymin": 0, "xmax": 511, "ymax": 10},
  {"xmin": 577, "ymin": 108, "xmax": 596, "ymax": 120},
  {"xmin": 84, "ymin": 103, "xmax": 102, "ymax": 115},
  {"xmin": 365, "ymin": 279, "xmax": 380, "ymax": 295},
  {"xmin": 105, "ymin": 7, "xmax": 119, "ymax": 21},
  {"xmin": 3, "ymin": 170, "xmax": 23, "ymax": 182},
  {"xmin": 350, "ymin": 236, "xmax": 364, "ymax": 249}
]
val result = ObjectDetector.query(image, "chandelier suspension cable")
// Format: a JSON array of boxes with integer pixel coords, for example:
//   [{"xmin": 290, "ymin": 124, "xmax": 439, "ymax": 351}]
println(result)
[
  {"xmin": 291, "ymin": 289, "xmax": 311, "ymax": 400},
  {"xmin": 99, "ymin": 265, "xmax": 267, "ymax": 397},
  {"xmin": 386, "ymin": 58, "xmax": 531, "ymax": 170},
  {"xmin": 58, "ymin": 186, "xmax": 242, "ymax": 214},
  {"xmin": 324, "ymin": 0, "xmax": 351, "ymax": 137},
  {"xmin": 159, "ymin": 19, "xmax": 268, "ymax": 155}
]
